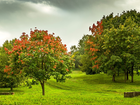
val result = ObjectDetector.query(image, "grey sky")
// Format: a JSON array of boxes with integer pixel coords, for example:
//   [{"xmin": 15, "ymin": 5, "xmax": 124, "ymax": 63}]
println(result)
[{"xmin": 0, "ymin": 0, "xmax": 139, "ymax": 51}]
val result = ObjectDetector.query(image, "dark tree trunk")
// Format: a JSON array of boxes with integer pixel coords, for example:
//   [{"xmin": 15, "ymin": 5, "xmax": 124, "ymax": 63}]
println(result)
[
  {"xmin": 131, "ymin": 63, "xmax": 134, "ymax": 83},
  {"xmin": 10, "ymin": 87, "xmax": 13, "ymax": 91},
  {"xmin": 124, "ymin": 70, "xmax": 127, "ymax": 82},
  {"xmin": 112, "ymin": 66, "xmax": 116, "ymax": 82},
  {"xmin": 127, "ymin": 69, "xmax": 129, "ymax": 80},
  {"xmin": 10, "ymin": 82, "xmax": 13, "ymax": 91},
  {"xmin": 40, "ymin": 81, "xmax": 45, "ymax": 95},
  {"xmin": 112, "ymin": 74, "xmax": 115, "ymax": 82},
  {"xmin": 124, "ymin": 63, "xmax": 127, "ymax": 82}
]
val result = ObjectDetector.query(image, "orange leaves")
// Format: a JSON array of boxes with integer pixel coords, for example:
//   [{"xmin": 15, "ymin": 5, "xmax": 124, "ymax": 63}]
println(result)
[
  {"xmin": 43, "ymin": 35, "xmax": 50, "ymax": 41},
  {"xmin": 4, "ymin": 47, "xmax": 8, "ymax": 52},
  {"xmin": 91, "ymin": 56, "xmax": 97, "ymax": 60},
  {"xmin": 37, "ymin": 41, "xmax": 43, "ymax": 46},
  {"xmin": 92, "ymin": 65, "xmax": 99, "ymax": 69},
  {"xmin": 95, "ymin": 60, "xmax": 99, "ymax": 64},
  {"xmin": 64, "ymin": 48, "xmax": 67, "ymax": 51},
  {"xmin": 89, "ymin": 21, "xmax": 103, "ymax": 35},
  {"xmin": 53, "ymin": 65, "xmax": 56, "ymax": 69},
  {"xmin": 4, "ymin": 65, "xmax": 11, "ymax": 73},
  {"xmin": 20, "ymin": 71, "xmax": 22, "ymax": 74},
  {"xmin": 92, "ymin": 53, "xmax": 95, "ymax": 56},
  {"xmin": 40, "ymin": 48, "xmax": 43, "ymax": 51},
  {"xmin": 90, "ymin": 48, "xmax": 98, "ymax": 52},
  {"xmin": 99, "ymin": 32, "xmax": 102, "ymax": 35},
  {"xmin": 21, "ymin": 44, "xmax": 26, "ymax": 49},
  {"xmin": 86, "ymin": 21, "xmax": 103, "ymax": 71},
  {"xmin": 60, "ymin": 60, "xmax": 64, "ymax": 63},
  {"xmin": 8, "ymin": 51, "xmax": 12, "ymax": 55},
  {"xmin": 93, "ymin": 56, "xmax": 97, "ymax": 60},
  {"xmin": 64, "ymin": 44, "xmax": 66, "ymax": 47},
  {"xmin": 66, "ymin": 68, "xmax": 69, "ymax": 72},
  {"xmin": 86, "ymin": 41, "xmax": 93, "ymax": 45}
]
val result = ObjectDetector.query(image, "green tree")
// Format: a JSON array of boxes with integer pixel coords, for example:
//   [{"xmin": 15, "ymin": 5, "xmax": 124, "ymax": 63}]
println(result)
[
  {"xmin": 101, "ymin": 17, "xmax": 140, "ymax": 82},
  {"xmin": 84, "ymin": 10, "xmax": 140, "ymax": 82},
  {"xmin": 70, "ymin": 45, "xmax": 77, "ymax": 55},
  {"xmin": 70, "ymin": 35, "xmax": 90, "ymax": 70}
]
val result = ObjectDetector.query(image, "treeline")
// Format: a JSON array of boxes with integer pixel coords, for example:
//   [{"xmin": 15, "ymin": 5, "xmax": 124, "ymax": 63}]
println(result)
[{"xmin": 71, "ymin": 9, "xmax": 140, "ymax": 82}]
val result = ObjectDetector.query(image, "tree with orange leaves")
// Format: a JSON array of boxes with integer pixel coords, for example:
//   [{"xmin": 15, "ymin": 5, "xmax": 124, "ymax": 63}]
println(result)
[
  {"xmin": 4, "ymin": 27, "xmax": 74, "ymax": 95},
  {"xmin": 0, "ymin": 39, "xmax": 26, "ymax": 91},
  {"xmin": 84, "ymin": 20, "xmax": 103, "ymax": 74}
]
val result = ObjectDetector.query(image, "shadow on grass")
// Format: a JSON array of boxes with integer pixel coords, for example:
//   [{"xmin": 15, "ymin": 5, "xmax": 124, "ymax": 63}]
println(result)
[
  {"xmin": 46, "ymin": 81, "xmax": 74, "ymax": 90},
  {"xmin": 42, "ymin": 73, "xmax": 140, "ymax": 93},
  {"xmin": 0, "ymin": 88, "xmax": 24, "ymax": 93},
  {"xmin": 74, "ymin": 74, "xmax": 113, "ymax": 84},
  {"xmin": 73, "ymin": 74, "xmax": 140, "ymax": 86}
]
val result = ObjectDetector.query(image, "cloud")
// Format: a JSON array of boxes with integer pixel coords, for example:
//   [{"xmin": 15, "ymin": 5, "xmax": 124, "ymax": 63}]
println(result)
[
  {"xmin": 0, "ymin": 0, "xmax": 139, "ymax": 52},
  {"xmin": 0, "ymin": 31, "xmax": 11, "ymax": 46},
  {"xmin": 16, "ymin": 0, "xmax": 116, "ymax": 12},
  {"xmin": 114, "ymin": 0, "xmax": 140, "ymax": 11},
  {"xmin": 0, "ymin": 0, "xmax": 16, "ymax": 4}
]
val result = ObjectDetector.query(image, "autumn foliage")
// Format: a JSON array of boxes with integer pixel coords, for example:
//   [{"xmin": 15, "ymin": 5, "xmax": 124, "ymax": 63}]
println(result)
[{"xmin": 85, "ymin": 21, "xmax": 103, "ymax": 69}]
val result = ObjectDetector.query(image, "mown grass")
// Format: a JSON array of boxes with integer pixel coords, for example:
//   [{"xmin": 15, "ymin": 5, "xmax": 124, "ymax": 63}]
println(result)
[{"xmin": 0, "ymin": 70, "xmax": 140, "ymax": 105}]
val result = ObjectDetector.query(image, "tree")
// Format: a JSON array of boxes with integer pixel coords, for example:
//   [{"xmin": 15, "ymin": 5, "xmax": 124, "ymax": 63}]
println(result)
[
  {"xmin": 4, "ymin": 28, "xmax": 74, "ymax": 95},
  {"xmin": 70, "ymin": 45, "xmax": 77, "ymax": 55},
  {"xmin": 70, "ymin": 35, "xmax": 91, "ymax": 70},
  {"xmin": 84, "ymin": 10, "xmax": 140, "ymax": 82},
  {"xmin": 84, "ymin": 20, "xmax": 103, "ymax": 74},
  {"xmin": 77, "ymin": 35, "xmax": 90, "ymax": 55},
  {"xmin": 101, "ymin": 16, "xmax": 140, "ymax": 82},
  {"xmin": 0, "ymin": 39, "xmax": 26, "ymax": 91}
]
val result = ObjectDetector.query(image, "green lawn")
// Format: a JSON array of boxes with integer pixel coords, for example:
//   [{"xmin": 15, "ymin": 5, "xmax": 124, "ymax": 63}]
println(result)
[{"xmin": 0, "ymin": 70, "xmax": 140, "ymax": 105}]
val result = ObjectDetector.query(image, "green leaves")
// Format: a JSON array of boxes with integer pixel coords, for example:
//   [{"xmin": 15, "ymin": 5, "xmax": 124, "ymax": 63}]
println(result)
[{"xmin": 83, "ymin": 10, "xmax": 140, "ymax": 82}]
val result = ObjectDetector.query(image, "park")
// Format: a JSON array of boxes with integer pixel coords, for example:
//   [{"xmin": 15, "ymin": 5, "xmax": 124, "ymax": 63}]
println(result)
[{"xmin": 1, "ymin": 10, "xmax": 140, "ymax": 104}]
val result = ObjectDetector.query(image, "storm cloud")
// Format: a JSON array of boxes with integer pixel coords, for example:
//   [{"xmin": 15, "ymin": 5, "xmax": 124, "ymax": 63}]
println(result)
[{"xmin": 0, "ymin": 0, "xmax": 139, "ymax": 51}]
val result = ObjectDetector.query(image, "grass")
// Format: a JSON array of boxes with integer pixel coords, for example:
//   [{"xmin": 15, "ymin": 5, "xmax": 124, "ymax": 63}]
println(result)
[{"xmin": 0, "ymin": 70, "xmax": 140, "ymax": 105}]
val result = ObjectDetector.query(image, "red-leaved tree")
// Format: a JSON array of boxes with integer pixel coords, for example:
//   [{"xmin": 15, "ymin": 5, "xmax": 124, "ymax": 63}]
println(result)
[
  {"xmin": 4, "ymin": 28, "xmax": 74, "ymax": 95},
  {"xmin": 85, "ymin": 21, "xmax": 103, "ymax": 72}
]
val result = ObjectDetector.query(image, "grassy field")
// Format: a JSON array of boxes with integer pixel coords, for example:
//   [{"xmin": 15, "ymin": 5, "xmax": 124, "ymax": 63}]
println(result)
[{"xmin": 0, "ymin": 70, "xmax": 140, "ymax": 105}]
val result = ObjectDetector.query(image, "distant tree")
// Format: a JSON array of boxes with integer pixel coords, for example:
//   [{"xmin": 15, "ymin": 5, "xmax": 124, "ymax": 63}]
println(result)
[
  {"xmin": 77, "ymin": 35, "xmax": 90, "ymax": 55},
  {"xmin": 70, "ymin": 45, "xmax": 77, "ymax": 55},
  {"xmin": 70, "ymin": 35, "xmax": 90, "ymax": 69}
]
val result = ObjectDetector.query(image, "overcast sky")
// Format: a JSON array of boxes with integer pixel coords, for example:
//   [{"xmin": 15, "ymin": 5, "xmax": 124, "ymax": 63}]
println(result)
[{"xmin": 0, "ymin": 0, "xmax": 140, "ymax": 51}]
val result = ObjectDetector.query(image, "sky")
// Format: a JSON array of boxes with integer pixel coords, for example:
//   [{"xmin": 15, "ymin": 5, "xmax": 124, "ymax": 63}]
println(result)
[{"xmin": 0, "ymin": 0, "xmax": 140, "ymax": 51}]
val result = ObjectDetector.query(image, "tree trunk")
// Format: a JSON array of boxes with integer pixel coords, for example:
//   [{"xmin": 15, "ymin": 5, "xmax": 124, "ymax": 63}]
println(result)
[
  {"xmin": 127, "ymin": 69, "xmax": 129, "ymax": 80},
  {"xmin": 112, "ymin": 74, "xmax": 115, "ymax": 82},
  {"xmin": 10, "ymin": 87, "xmax": 13, "ymax": 91},
  {"xmin": 40, "ymin": 81, "xmax": 45, "ymax": 95},
  {"xmin": 131, "ymin": 63, "xmax": 134, "ymax": 83},
  {"xmin": 124, "ymin": 70, "xmax": 127, "ymax": 82},
  {"xmin": 124, "ymin": 63, "xmax": 127, "ymax": 82},
  {"xmin": 112, "ymin": 66, "xmax": 116, "ymax": 82}
]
